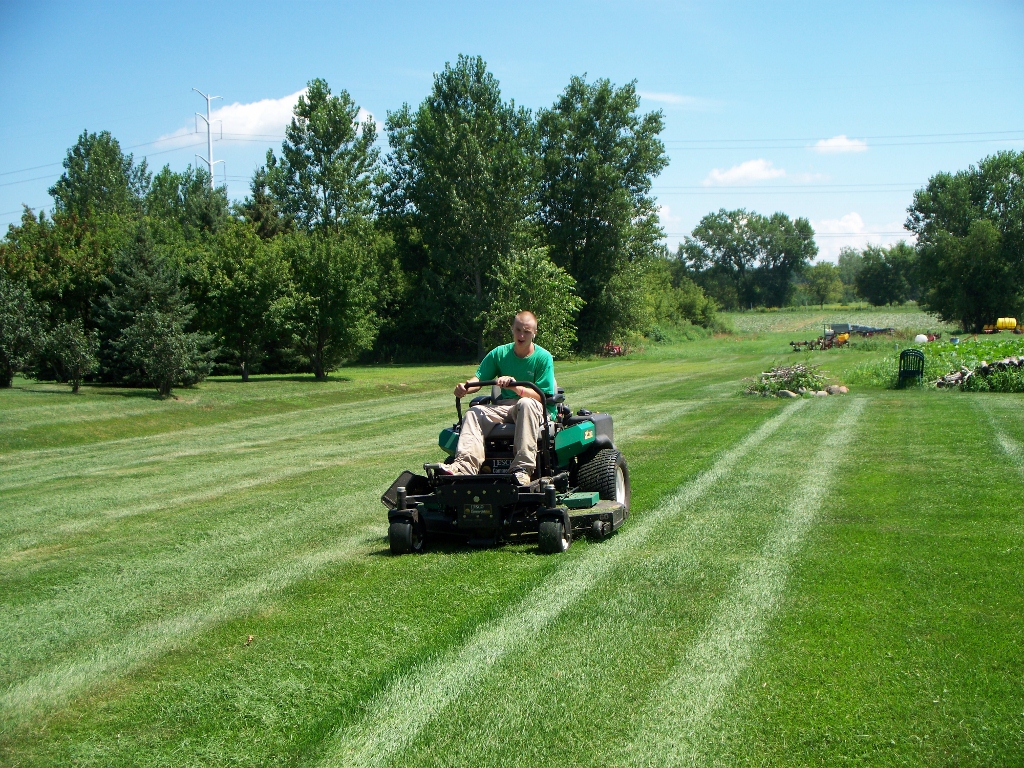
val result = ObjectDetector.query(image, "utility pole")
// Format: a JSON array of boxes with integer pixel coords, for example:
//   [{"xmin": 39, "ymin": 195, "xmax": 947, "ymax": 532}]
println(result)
[{"xmin": 193, "ymin": 88, "xmax": 224, "ymax": 189}]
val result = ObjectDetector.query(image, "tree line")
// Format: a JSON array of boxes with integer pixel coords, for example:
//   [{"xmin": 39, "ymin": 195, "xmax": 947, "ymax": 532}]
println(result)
[
  {"xmin": 2, "ymin": 53, "xmax": 1021, "ymax": 394},
  {"xmin": 1, "ymin": 56, "xmax": 721, "ymax": 393},
  {"xmin": 680, "ymin": 148, "xmax": 1024, "ymax": 330}
]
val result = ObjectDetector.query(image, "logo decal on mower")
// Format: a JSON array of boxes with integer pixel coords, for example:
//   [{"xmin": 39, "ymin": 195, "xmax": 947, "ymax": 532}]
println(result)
[{"xmin": 584, "ymin": 429, "xmax": 594, "ymax": 440}]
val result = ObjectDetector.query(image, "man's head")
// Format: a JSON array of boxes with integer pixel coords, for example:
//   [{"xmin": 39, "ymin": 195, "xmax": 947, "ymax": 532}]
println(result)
[{"xmin": 511, "ymin": 311, "xmax": 537, "ymax": 346}]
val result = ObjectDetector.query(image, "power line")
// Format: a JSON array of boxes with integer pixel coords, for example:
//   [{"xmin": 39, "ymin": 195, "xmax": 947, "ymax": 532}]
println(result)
[
  {"xmin": 663, "ymin": 128, "xmax": 1024, "ymax": 144},
  {"xmin": 662, "ymin": 231, "xmax": 912, "ymax": 239},
  {"xmin": 664, "ymin": 138, "xmax": 1024, "ymax": 150}
]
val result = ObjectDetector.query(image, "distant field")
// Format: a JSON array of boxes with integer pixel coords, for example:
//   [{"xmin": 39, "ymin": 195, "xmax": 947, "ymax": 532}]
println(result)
[
  {"xmin": 724, "ymin": 304, "xmax": 957, "ymax": 335},
  {"xmin": 2, "ymin": 332, "xmax": 1021, "ymax": 766}
]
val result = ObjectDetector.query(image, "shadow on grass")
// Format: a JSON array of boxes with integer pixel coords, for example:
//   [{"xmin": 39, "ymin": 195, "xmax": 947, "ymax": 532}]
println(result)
[{"xmin": 366, "ymin": 531, "xmax": 549, "ymax": 558}]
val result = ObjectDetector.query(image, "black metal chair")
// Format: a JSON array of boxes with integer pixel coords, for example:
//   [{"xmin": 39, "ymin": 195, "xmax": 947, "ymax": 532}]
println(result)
[{"xmin": 898, "ymin": 348, "xmax": 925, "ymax": 387}]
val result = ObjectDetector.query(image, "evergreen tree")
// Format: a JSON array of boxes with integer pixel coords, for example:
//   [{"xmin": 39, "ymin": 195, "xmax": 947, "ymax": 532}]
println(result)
[{"xmin": 96, "ymin": 228, "xmax": 214, "ymax": 393}]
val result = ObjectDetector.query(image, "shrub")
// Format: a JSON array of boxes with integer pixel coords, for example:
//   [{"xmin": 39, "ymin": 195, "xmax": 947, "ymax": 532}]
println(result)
[{"xmin": 745, "ymin": 362, "xmax": 829, "ymax": 396}]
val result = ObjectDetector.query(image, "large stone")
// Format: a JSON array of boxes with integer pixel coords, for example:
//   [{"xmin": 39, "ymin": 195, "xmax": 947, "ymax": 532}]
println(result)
[
  {"xmin": 814, "ymin": 390, "xmax": 828, "ymax": 397},
  {"xmin": 838, "ymin": 385, "xmax": 849, "ymax": 394},
  {"xmin": 826, "ymin": 385, "xmax": 841, "ymax": 395},
  {"xmin": 777, "ymin": 389, "xmax": 799, "ymax": 398}
]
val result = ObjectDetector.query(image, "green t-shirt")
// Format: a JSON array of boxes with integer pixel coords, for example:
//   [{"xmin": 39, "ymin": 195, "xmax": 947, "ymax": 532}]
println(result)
[{"xmin": 476, "ymin": 343, "xmax": 556, "ymax": 412}]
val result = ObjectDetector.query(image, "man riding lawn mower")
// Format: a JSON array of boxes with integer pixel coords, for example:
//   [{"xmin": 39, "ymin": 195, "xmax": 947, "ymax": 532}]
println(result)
[{"xmin": 381, "ymin": 312, "xmax": 630, "ymax": 555}]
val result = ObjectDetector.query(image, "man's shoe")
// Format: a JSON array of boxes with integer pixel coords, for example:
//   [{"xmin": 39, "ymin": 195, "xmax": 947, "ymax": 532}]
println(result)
[
  {"xmin": 512, "ymin": 471, "xmax": 532, "ymax": 487},
  {"xmin": 425, "ymin": 462, "xmax": 454, "ymax": 476}
]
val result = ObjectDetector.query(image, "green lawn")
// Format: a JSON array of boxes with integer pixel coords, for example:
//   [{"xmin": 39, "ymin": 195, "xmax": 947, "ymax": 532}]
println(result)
[{"xmin": 2, "ymin": 317, "xmax": 1022, "ymax": 766}]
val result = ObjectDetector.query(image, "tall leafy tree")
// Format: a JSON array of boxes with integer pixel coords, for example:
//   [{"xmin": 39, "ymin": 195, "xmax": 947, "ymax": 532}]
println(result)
[
  {"xmin": 383, "ymin": 55, "xmax": 538, "ymax": 357},
  {"xmin": 283, "ymin": 227, "xmax": 386, "ymax": 379},
  {"xmin": 1, "ymin": 131, "xmax": 152, "ymax": 381},
  {"xmin": 266, "ymin": 79, "xmax": 379, "ymax": 232},
  {"xmin": 0, "ymin": 273, "xmax": 46, "ymax": 387},
  {"xmin": 907, "ymin": 151, "xmax": 1024, "ymax": 331},
  {"xmin": 255, "ymin": 79, "xmax": 388, "ymax": 373},
  {"xmin": 206, "ymin": 220, "xmax": 291, "ymax": 381},
  {"xmin": 481, "ymin": 247, "xmax": 583, "ymax": 359},
  {"xmin": 804, "ymin": 261, "xmax": 843, "ymax": 308},
  {"xmin": 49, "ymin": 130, "xmax": 150, "ymax": 219},
  {"xmin": 683, "ymin": 208, "xmax": 816, "ymax": 308},
  {"xmin": 146, "ymin": 165, "xmax": 230, "ymax": 242},
  {"xmin": 537, "ymin": 76, "xmax": 668, "ymax": 350},
  {"xmin": 836, "ymin": 246, "xmax": 864, "ymax": 303},
  {"xmin": 855, "ymin": 242, "xmax": 917, "ymax": 306}
]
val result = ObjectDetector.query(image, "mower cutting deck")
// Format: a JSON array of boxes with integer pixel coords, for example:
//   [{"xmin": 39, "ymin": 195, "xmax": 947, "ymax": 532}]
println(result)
[{"xmin": 381, "ymin": 380, "xmax": 630, "ymax": 555}]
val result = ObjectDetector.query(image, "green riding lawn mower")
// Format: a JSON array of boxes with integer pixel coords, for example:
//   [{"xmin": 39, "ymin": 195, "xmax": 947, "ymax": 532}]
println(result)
[{"xmin": 381, "ymin": 380, "xmax": 630, "ymax": 555}]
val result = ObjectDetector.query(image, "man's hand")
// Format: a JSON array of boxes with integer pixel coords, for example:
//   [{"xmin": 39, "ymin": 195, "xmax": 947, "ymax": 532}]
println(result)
[
  {"xmin": 454, "ymin": 380, "xmax": 480, "ymax": 398},
  {"xmin": 495, "ymin": 375, "xmax": 515, "ymax": 390}
]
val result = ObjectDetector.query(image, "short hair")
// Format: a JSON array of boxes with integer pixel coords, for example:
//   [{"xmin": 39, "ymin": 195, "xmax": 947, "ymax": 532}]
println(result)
[{"xmin": 512, "ymin": 310, "xmax": 538, "ymax": 330}]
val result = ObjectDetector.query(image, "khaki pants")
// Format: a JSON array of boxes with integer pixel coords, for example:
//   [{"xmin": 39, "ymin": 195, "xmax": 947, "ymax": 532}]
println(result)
[{"xmin": 449, "ymin": 398, "xmax": 545, "ymax": 478}]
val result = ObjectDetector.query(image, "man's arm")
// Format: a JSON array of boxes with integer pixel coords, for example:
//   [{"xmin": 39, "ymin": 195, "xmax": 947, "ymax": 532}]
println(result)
[
  {"xmin": 454, "ymin": 377, "xmax": 480, "ymax": 398},
  {"xmin": 494, "ymin": 376, "xmax": 543, "ymax": 402}
]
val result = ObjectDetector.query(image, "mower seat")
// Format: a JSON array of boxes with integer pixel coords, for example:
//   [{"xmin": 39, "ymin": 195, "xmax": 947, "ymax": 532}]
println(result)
[{"xmin": 487, "ymin": 423, "xmax": 517, "ymax": 439}]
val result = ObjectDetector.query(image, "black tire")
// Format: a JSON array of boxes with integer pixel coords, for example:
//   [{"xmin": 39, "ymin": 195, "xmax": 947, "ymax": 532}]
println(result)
[
  {"xmin": 538, "ymin": 519, "xmax": 570, "ymax": 554},
  {"xmin": 578, "ymin": 448, "xmax": 630, "ymax": 519},
  {"xmin": 389, "ymin": 521, "xmax": 424, "ymax": 555}
]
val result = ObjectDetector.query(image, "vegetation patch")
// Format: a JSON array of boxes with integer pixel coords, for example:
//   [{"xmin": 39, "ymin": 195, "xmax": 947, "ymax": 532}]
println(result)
[
  {"xmin": 848, "ymin": 336, "xmax": 1024, "ymax": 390},
  {"xmin": 744, "ymin": 362, "xmax": 831, "ymax": 397}
]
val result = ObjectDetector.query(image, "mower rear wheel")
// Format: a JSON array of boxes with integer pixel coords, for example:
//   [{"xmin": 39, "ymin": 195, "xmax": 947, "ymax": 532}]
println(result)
[
  {"xmin": 538, "ymin": 519, "xmax": 570, "ymax": 554},
  {"xmin": 579, "ymin": 449, "xmax": 630, "ymax": 520},
  {"xmin": 389, "ymin": 520, "xmax": 424, "ymax": 555}
]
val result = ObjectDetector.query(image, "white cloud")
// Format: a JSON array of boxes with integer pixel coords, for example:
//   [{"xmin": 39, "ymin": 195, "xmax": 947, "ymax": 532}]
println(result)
[
  {"xmin": 156, "ymin": 89, "xmax": 382, "ymax": 149},
  {"xmin": 811, "ymin": 135, "xmax": 868, "ymax": 154},
  {"xmin": 638, "ymin": 91, "xmax": 717, "ymax": 110},
  {"xmin": 657, "ymin": 203, "xmax": 683, "ymax": 242},
  {"xmin": 212, "ymin": 89, "xmax": 307, "ymax": 137},
  {"xmin": 811, "ymin": 212, "xmax": 915, "ymax": 261},
  {"xmin": 702, "ymin": 159, "xmax": 786, "ymax": 186},
  {"xmin": 157, "ymin": 88, "xmax": 306, "ymax": 149}
]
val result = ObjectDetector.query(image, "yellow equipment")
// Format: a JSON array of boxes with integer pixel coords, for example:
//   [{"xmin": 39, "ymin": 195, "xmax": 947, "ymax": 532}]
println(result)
[{"xmin": 996, "ymin": 317, "xmax": 1017, "ymax": 331}]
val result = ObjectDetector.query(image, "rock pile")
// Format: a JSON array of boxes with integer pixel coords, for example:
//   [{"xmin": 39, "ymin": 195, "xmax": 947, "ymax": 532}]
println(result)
[{"xmin": 777, "ymin": 385, "xmax": 848, "ymax": 398}]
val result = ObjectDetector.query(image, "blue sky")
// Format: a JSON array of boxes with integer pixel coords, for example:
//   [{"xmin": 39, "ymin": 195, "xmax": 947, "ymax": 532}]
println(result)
[{"xmin": 2, "ymin": 0, "xmax": 1022, "ymax": 260}]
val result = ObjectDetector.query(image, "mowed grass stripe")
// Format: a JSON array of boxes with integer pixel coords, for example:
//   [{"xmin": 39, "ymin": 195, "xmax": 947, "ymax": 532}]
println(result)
[
  {"xmin": 1, "ymin": 370, "xmax": 724, "ymax": 551},
  {"xmin": 314, "ymin": 401, "xmax": 805, "ymax": 768},
  {"xmin": 0, "ymin": 384, "xmax": 727, "ymax": 728},
  {"xmin": 974, "ymin": 398, "xmax": 1024, "ymax": 469},
  {"xmin": 615, "ymin": 397, "xmax": 866, "ymax": 767},
  {"xmin": 388, "ymin": 397, "xmax": 845, "ymax": 767},
  {"xmin": 0, "ymin": 362, "xmax": 704, "ymax": 491},
  {"xmin": 0, "ymin": 528, "xmax": 383, "ymax": 730}
]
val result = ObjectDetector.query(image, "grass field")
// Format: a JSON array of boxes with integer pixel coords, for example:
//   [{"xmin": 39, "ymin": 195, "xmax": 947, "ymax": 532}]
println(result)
[{"xmin": 2, "ymin": 308, "xmax": 1022, "ymax": 766}]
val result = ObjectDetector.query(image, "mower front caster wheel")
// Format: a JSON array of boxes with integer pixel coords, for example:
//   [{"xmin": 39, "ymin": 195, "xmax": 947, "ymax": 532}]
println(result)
[
  {"xmin": 538, "ymin": 519, "xmax": 571, "ymax": 554},
  {"xmin": 389, "ymin": 521, "xmax": 424, "ymax": 555}
]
